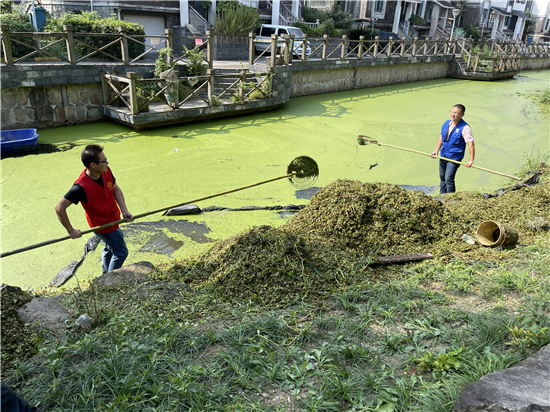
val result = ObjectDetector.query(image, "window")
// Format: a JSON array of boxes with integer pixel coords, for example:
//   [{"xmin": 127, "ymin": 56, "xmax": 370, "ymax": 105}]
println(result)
[
  {"xmin": 545, "ymin": 19, "xmax": 550, "ymax": 32},
  {"xmin": 261, "ymin": 27, "xmax": 276, "ymax": 36},
  {"xmin": 374, "ymin": 1, "xmax": 385, "ymax": 14}
]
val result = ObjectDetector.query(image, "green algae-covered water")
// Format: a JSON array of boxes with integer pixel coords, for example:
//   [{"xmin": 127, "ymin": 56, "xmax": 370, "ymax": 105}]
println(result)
[{"xmin": 2, "ymin": 70, "xmax": 549, "ymax": 289}]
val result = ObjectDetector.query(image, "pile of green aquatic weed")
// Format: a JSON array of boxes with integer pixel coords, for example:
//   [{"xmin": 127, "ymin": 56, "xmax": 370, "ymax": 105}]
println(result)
[
  {"xmin": 443, "ymin": 182, "xmax": 550, "ymax": 244},
  {"xmin": 0, "ymin": 286, "xmax": 40, "ymax": 378},
  {"xmin": 162, "ymin": 225, "xmax": 358, "ymax": 306},
  {"xmin": 443, "ymin": 159, "xmax": 550, "ymax": 245},
  {"xmin": 285, "ymin": 180, "xmax": 470, "ymax": 256}
]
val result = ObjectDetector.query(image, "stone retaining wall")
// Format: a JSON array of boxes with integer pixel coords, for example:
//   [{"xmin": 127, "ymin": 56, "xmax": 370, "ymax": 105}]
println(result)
[
  {"xmin": 0, "ymin": 54, "xmax": 547, "ymax": 130},
  {"xmin": 1, "ymin": 84, "xmax": 104, "ymax": 129},
  {"xmin": 1, "ymin": 63, "xmax": 155, "ymax": 130},
  {"xmin": 520, "ymin": 56, "xmax": 550, "ymax": 70},
  {"xmin": 289, "ymin": 56, "xmax": 452, "ymax": 97}
]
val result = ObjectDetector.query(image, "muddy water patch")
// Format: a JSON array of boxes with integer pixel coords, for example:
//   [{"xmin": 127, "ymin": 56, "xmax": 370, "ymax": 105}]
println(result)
[
  {"xmin": 399, "ymin": 185, "xmax": 438, "ymax": 194},
  {"xmin": 295, "ymin": 187, "xmax": 322, "ymax": 200},
  {"xmin": 123, "ymin": 220, "xmax": 213, "ymax": 256}
]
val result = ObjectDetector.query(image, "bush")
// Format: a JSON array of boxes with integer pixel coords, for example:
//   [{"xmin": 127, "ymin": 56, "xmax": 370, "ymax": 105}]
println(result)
[
  {"xmin": 462, "ymin": 24, "xmax": 482, "ymax": 40},
  {"xmin": 214, "ymin": 2, "xmax": 260, "ymax": 35},
  {"xmin": 43, "ymin": 11, "xmax": 145, "ymax": 61},
  {"xmin": 318, "ymin": 20, "xmax": 339, "ymax": 38},
  {"xmin": 329, "ymin": 1, "xmax": 352, "ymax": 32},
  {"xmin": 301, "ymin": 6, "xmax": 329, "ymax": 24},
  {"xmin": 0, "ymin": 13, "xmax": 36, "ymax": 58},
  {"xmin": 348, "ymin": 28, "xmax": 378, "ymax": 41},
  {"xmin": 409, "ymin": 14, "xmax": 427, "ymax": 26}
]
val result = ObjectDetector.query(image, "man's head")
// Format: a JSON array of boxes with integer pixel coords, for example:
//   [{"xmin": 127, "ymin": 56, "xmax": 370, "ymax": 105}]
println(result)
[
  {"xmin": 81, "ymin": 144, "xmax": 108, "ymax": 171},
  {"xmin": 450, "ymin": 104, "xmax": 465, "ymax": 122}
]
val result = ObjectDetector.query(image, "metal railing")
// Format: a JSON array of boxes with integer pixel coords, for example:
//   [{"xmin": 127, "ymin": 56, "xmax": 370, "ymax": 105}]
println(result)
[
  {"xmin": 189, "ymin": 5, "xmax": 208, "ymax": 37},
  {"xmin": 102, "ymin": 68, "xmax": 274, "ymax": 115}
]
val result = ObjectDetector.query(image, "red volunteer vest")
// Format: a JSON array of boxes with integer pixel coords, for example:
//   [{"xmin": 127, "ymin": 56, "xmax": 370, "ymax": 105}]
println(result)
[{"xmin": 74, "ymin": 168, "xmax": 121, "ymax": 233}]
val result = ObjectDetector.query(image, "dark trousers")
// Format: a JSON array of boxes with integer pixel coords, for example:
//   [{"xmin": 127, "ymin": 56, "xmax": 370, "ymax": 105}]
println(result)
[{"xmin": 439, "ymin": 159, "xmax": 461, "ymax": 194}]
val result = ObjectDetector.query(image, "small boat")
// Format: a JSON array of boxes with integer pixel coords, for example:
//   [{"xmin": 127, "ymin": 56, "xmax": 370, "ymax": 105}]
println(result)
[{"xmin": 1, "ymin": 129, "xmax": 39, "ymax": 155}]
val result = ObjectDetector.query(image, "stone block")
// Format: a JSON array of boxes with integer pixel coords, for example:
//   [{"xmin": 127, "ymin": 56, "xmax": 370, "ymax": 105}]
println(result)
[
  {"xmin": 90, "ymin": 90, "xmax": 102, "ymax": 105},
  {"xmin": 87, "ymin": 106, "xmax": 100, "ymax": 120},
  {"xmin": 1, "ymin": 80, "xmax": 19, "ymax": 88},
  {"xmin": 21, "ymin": 80, "xmax": 36, "ymax": 87},
  {"xmin": 26, "ymin": 71, "xmax": 41, "ymax": 79},
  {"xmin": 29, "ymin": 88, "xmax": 47, "ymax": 106},
  {"xmin": 54, "ymin": 106, "xmax": 66, "ymax": 122},
  {"xmin": 79, "ymin": 91, "xmax": 90, "ymax": 103},
  {"xmin": 25, "ymin": 107, "xmax": 38, "ymax": 121},
  {"xmin": 1, "ymin": 89, "xmax": 17, "ymax": 109},
  {"xmin": 47, "ymin": 88, "xmax": 63, "ymax": 105},
  {"xmin": 75, "ymin": 103, "xmax": 86, "ymax": 119},
  {"xmin": 39, "ymin": 106, "xmax": 54, "ymax": 122},
  {"xmin": 66, "ymin": 87, "xmax": 79, "ymax": 104},
  {"xmin": 1, "ymin": 110, "xmax": 13, "ymax": 126},
  {"xmin": 64, "ymin": 106, "xmax": 76, "ymax": 122},
  {"xmin": 13, "ymin": 107, "xmax": 26, "ymax": 123}
]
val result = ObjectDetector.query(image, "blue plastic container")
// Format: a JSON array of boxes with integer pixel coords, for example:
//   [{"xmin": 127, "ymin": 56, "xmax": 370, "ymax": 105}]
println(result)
[{"xmin": 1, "ymin": 129, "xmax": 39, "ymax": 155}]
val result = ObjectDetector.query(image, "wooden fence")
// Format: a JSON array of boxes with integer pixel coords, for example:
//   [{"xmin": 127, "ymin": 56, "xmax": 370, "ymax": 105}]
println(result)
[
  {"xmin": 2, "ymin": 24, "xmax": 549, "ymax": 72},
  {"xmin": 102, "ymin": 68, "xmax": 273, "ymax": 115}
]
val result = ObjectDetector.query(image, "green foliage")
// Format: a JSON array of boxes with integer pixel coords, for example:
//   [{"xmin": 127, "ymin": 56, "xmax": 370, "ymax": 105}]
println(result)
[
  {"xmin": 329, "ymin": 1, "xmax": 352, "ymax": 32},
  {"xmin": 318, "ymin": 20, "xmax": 340, "ymax": 37},
  {"xmin": 153, "ymin": 47, "xmax": 174, "ymax": 77},
  {"xmin": 409, "ymin": 14, "xmax": 427, "ymax": 26},
  {"xmin": 462, "ymin": 24, "xmax": 482, "ymax": 40},
  {"xmin": 214, "ymin": 2, "xmax": 260, "ymax": 36},
  {"xmin": 506, "ymin": 325, "xmax": 549, "ymax": 353},
  {"xmin": 348, "ymin": 28, "xmax": 378, "ymax": 41},
  {"xmin": 302, "ymin": 5, "xmax": 329, "ymax": 24},
  {"xmin": 0, "ymin": 13, "xmax": 35, "ymax": 57},
  {"xmin": 415, "ymin": 347, "xmax": 464, "ymax": 372},
  {"xmin": 182, "ymin": 45, "xmax": 207, "ymax": 76},
  {"xmin": 1, "ymin": 0, "xmax": 13, "ymax": 14},
  {"xmin": 538, "ymin": 88, "xmax": 550, "ymax": 104},
  {"xmin": 43, "ymin": 11, "xmax": 145, "ymax": 60},
  {"xmin": 524, "ymin": 11, "xmax": 535, "ymax": 35}
]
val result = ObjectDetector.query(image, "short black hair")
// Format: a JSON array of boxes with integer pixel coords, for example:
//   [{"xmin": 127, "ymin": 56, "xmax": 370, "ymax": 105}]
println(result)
[
  {"xmin": 453, "ymin": 104, "xmax": 466, "ymax": 114},
  {"xmin": 81, "ymin": 144, "xmax": 104, "ymax": 167}
]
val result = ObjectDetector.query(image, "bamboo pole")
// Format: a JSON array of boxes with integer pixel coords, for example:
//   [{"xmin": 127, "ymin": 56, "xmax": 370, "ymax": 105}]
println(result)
[
  {"xmin": 357, "ymin": 135, "xmax": 521, "ymax": 181},
  {"xmin": 1, "ymin": 172, "xmax": 298, "ymax": 259}
]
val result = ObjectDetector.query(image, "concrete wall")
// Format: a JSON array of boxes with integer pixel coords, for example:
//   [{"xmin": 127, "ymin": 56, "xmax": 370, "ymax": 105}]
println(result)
[
  {"xmin": 289, "ymin": 56, "xmax": 452, "ymax": 97},
  {"xmin": 520, "ymin": 56, "xmax": 550, "ymax": 70}
]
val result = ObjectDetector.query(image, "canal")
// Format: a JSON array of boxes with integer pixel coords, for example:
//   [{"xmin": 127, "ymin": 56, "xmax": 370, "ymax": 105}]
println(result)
[{"xmin": 2, "ymin": 70, "xmax": 549, "ymax": 289}]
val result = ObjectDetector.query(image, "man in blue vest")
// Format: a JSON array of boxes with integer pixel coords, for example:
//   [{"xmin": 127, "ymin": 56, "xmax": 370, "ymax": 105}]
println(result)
[
  {"xmin": 55, "ymin": 145, "xmax": 133, "ymax": 274},
  {"xmin": 431, "ymin": 104, "xmax": 475, "ymax": 194}
]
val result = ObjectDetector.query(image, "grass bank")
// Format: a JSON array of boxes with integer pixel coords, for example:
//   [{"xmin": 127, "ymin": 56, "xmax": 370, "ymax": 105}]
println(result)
[{"xmin": 2, "ymin": 155, "xmax": 549, "ymax": 412}]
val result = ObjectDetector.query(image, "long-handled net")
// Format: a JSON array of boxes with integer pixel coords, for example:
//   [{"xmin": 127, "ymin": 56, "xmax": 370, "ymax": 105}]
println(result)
[
  {"xmin": 357, "ymin": 135, "xmax": 521, "ymax": 181},
  {"xmin": 1, "ymin": 156, "xmax": 319, "ymax": 258}
]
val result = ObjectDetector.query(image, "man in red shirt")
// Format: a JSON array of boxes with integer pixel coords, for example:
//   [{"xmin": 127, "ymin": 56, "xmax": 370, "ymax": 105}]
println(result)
[{"xmin": 55, "ymin": 144, "xmax": 133, "ymax": 273}]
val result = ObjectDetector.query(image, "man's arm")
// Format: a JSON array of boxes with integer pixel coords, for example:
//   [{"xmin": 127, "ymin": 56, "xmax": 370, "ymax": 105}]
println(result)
[
  {"xmin": 431, "ymin": 136, "xmax": 443, "ymax": 158},
  {"xmin": 464, "ymin": 142, "xmax": 475, "ymax": 167},
  {"xmin": 113, "ymin": 184, "xmax": 134, "ymax": 222},
  {"xmin": 55, "ymin": 198, "xmax": 82, "ymax": 239}
]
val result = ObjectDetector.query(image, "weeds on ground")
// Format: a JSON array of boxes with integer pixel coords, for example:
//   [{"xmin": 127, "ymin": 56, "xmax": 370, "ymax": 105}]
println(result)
[{"xmin": 3, "ymin": 233, "xmax": 549, "ymax": 411}]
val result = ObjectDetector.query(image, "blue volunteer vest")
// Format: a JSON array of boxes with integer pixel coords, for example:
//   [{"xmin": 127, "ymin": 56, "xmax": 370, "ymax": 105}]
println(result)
[{"xmin": 440, "ymin": 119, "xmax": 468, "ymax": 161}]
